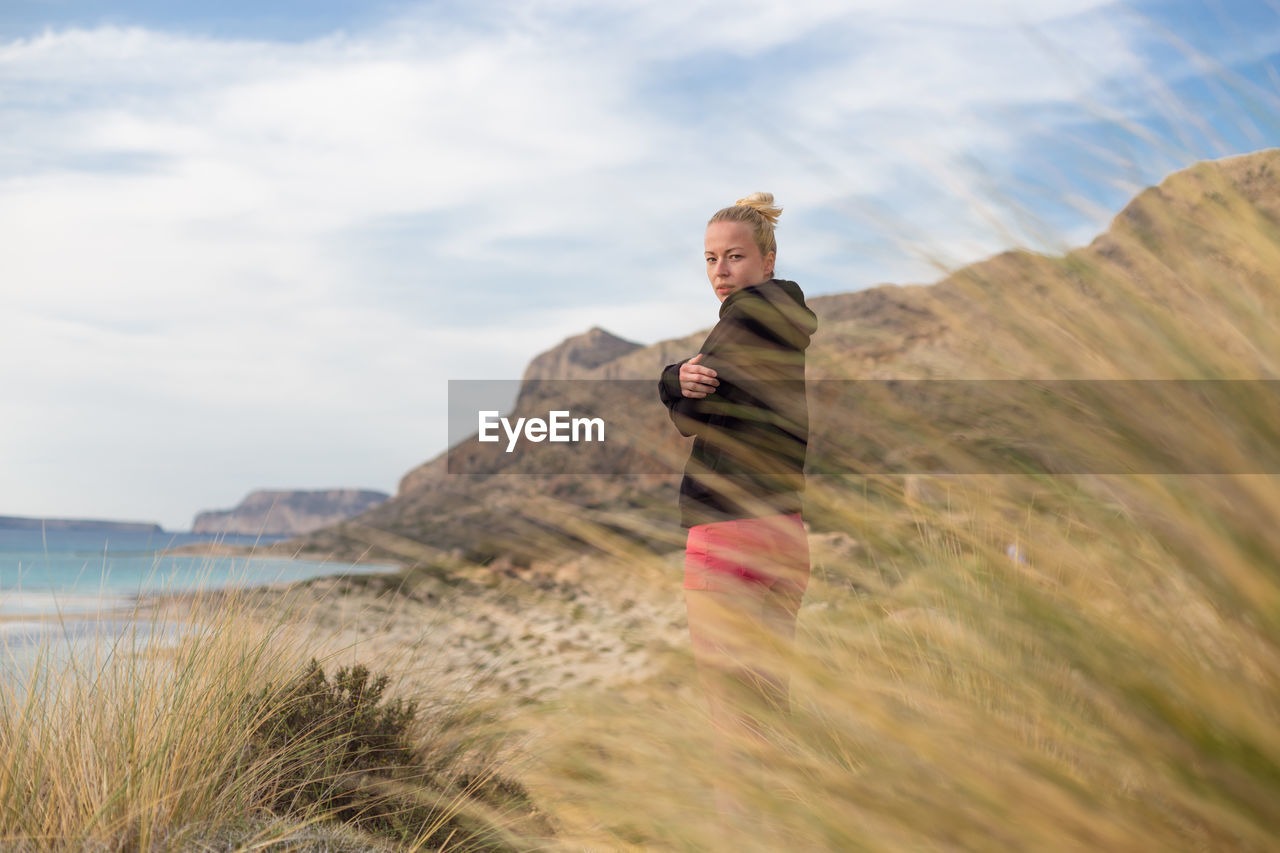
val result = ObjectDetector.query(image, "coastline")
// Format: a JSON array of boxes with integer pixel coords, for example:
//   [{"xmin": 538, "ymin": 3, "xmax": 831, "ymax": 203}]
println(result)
[
  {"xmin": 0, "ymin": 543, "xmax": 405, "ymax": 662},
  {"xmin": 4, "ymin": 529, "xmax": 859, "ymax": 700},
  {"xmin": 2, "ymin": 542, "xmax": 693, "ymax": 706},
  {"xmin": 155, "ymin": 540, "xmax": 334, "ymax": 560}
]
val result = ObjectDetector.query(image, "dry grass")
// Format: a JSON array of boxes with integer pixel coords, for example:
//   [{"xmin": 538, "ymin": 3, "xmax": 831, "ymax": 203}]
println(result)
[
  {"xmin": 0, "ymin": 597, "xmax": 307, "ymax": 849},
  {"xmin": 513, "ymin": 152, "xmax": 1280, "ymax": 852},
  {"xmin": 0, "ymin": 583, "xmax": 539, "ymax": 852}
]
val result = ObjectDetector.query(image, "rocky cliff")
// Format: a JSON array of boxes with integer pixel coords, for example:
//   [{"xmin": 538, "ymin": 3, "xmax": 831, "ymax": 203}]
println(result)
[
  {"xmin": 521, "ymin": 326, "xmax": 642, "ymax": 382},
  {"xmin": 193, "ymin": 489, "xmax": 390, "ymax": 536}
]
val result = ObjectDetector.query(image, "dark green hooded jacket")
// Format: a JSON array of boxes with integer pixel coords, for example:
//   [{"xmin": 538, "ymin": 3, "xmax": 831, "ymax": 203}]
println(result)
[{"xmin": 658, "ymin": 278, "xmax": 818, "ymax": 527}]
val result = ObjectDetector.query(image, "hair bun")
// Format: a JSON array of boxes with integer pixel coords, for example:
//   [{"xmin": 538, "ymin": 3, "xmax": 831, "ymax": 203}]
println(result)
[
  {"xmin": 735, "ymin": 192, "xmax": 782, "ymax": 227},
  {"xmin": 707, "ymin": 193, "xmax": 782, "ymax": 260}
]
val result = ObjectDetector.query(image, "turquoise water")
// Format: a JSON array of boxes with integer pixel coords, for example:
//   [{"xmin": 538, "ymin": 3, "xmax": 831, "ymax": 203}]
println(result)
[
  {"xmin": 0, "ymin": 528, "xmax": 396, "ymax": 680},
  {"xmin": 0, "ymin": 528, "xmax": 394, "ymax": 620}
]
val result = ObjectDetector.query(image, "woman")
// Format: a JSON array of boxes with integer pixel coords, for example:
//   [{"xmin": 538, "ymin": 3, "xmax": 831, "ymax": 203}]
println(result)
[{"xmin": 658, "ymin": 193, "xmax": 817, "ymax": 815}]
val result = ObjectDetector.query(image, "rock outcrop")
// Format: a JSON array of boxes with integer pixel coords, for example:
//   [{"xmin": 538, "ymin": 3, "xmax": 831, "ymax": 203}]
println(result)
[
  {"xmin": 521, "ymin": 327, "xmax": 642, "ymax": 382},
  {"xmin": 192, "ymin": 489, "xmax": 390, "ymax": 536}
]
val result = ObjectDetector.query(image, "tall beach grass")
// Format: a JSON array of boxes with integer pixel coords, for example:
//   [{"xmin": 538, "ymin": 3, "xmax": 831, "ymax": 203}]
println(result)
[
  {"xmin": 0, "ymin": 573, "xmax": 539, "ymax": 851},
  {"xmin": 515, "ymin": 151, "xmax": 1280, "ymax": 851}
]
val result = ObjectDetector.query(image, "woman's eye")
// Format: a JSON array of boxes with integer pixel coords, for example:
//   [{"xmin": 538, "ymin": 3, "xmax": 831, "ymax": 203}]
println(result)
[
  {"xmin": 729, "ymin": 254, "xmax": 742, "ymax": 260},
  {"xmin": 705, "ymin": 257, "xmax": 716, "ymax": 264}
]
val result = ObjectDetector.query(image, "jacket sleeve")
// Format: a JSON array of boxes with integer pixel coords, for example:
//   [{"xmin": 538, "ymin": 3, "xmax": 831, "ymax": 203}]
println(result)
[
  {"xmin": 657, "ymin": 301, "xmax": 774, "ymax": 438},
  {"xmin": 658, "ymin": 359, "xmax": 708, "ymax": 437},
  {"xmin": 696, "ymin": 298, "xmax": 809, "ymax": 439},
  {"xmin": 658, "ymin": 292, "xmax": 808, "ymax": 438}
]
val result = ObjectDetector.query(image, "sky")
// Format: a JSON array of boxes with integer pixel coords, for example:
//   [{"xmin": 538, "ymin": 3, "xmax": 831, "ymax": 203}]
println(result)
[{"xmin": 2, "ymin": 0, "xmax": 1279, "ymax": 530}]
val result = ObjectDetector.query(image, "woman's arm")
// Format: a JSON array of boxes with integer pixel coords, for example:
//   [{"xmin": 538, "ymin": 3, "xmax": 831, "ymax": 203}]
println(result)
[
  {"xmin": 659, "ymin": 288, "xmax": 809, "ymax": 438},
  {"xmin": 659, "ymin": 357, "xmax": 717, "ymax": 437}
]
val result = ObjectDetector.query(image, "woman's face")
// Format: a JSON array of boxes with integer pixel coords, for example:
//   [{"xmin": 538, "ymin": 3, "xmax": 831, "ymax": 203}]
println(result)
[{"xmin": 704, "ymin": 220, "xmax": 774, "ymax": 303}]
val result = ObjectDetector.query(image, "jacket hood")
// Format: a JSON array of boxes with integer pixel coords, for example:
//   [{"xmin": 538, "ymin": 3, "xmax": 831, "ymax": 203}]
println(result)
[{"xmin": 720, "ymin": 278, "xmax": 818, "ymax": 350}]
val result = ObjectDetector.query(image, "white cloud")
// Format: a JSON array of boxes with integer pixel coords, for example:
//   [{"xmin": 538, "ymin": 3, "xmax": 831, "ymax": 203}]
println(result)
[{"xmin": 1, "ymin": 0, "xmax": 1253, "ymax": 528}]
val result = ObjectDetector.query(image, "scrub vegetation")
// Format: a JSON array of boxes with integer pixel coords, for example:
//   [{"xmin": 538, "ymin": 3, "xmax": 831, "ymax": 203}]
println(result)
[{"xmin": 0, "ymin": 595, "xmax": 541, "ymax": 851}]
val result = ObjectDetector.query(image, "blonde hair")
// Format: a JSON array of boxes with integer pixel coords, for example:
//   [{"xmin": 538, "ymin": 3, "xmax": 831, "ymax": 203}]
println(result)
[{"xmin": 708, "ymin": 192, "xmax": 782, "ymax": 262}]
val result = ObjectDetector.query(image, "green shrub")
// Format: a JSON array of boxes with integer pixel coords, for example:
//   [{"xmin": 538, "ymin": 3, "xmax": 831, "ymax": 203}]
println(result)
[
  {"xmin": 250, "ymin": 660, "xmax": 418, "ymax": 816},
  {"xmin": 249, "ymin": 660, "xmax": 537, "ymax": 851}
]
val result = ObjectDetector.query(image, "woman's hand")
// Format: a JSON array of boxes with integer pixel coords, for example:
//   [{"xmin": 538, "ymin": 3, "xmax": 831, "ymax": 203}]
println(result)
[{"xmin": 679, "ymin": 353, "xmax": 719, "ymax": 399}]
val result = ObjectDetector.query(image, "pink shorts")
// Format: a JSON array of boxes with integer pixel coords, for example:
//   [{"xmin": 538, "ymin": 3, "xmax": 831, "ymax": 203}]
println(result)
[{"xmin": 683, "ymin": 513, "xmax": 810, "ymax": 596}]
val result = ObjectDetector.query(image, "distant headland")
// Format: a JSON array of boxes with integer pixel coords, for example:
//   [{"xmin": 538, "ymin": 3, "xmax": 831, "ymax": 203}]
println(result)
[
  {"xmin": 192, "ymin": 489, "xmax": 390, "ymax": 536},
  {"xmin": 0, "ymin": 515, "xmax": 164, "ymax": 534}
]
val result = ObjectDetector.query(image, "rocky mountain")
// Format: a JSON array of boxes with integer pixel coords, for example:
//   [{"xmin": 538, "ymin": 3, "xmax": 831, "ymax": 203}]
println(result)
[
  {"xmin": 521, "ymin": 326, "xmax": 642, "ymax": 382},
  {"xmin": 193, "ymin": 489, "xmax": 390, "ymax": 536},
  {"xmin": 287, "ymin": 149, "xmax": 1280, "ymax": 567}
]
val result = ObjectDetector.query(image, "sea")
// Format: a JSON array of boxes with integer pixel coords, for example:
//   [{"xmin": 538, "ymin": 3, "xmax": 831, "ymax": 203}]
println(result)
[{"xmin": 0, "ymin": 527, "xmax": 395, "ymax": 653}]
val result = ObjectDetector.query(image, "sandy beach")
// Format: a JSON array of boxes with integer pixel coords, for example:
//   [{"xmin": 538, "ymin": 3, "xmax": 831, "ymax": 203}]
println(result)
[
  {"xmin": 6, "ymin": 531, "xmax": 863, "ymax": 701},
  {"xmin": 120, "ymin": 544, "xmax": 693, "ymax": 710}
]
